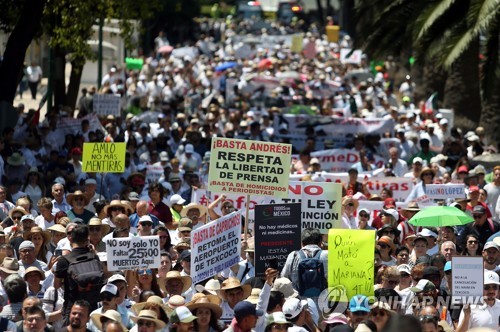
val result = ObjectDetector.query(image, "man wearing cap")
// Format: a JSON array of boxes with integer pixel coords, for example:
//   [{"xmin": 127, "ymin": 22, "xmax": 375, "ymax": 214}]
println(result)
[
  {"xmin": 178, "ymin": 144, "xmax": 201, "ymax": 172},
  {"xmin": 169, "ymin": 306, "xmax": 197, "ymax": 332},
  {"xmin": 418, "ymin": 228, "xmax": 439, "ymax": 256},
  {"xmin": 87, "ymin": 283, "xmax": 126, "ymax": 331},
  {"xmin": 457, "ymin": 270, "xmax": 500, "ymax": 331},
  {"xmin": 282, "ymin": 297, "xmax": 318, "ymax": 332},
  {"xmin": 129, "ymin": 201, "xmax": 160, "ymax": 234},
  {"xmin": 482, "ymin": 242, "xmax": 500, "ymax": 272},
  {"xmin": 83, "ymin": 178, "xmax": 100, "ymax": 213},
  {"xmin": 51, "ymin": 183, "xmax": 70, "ymax": 214},
  {"xmin": 345, "ymin": 295, "xmax": 371, "ymax": 330},
  {"xmin": 407, "ymin": 279, "xmax": 438, "ymax": 315},
  {"xmin": 461, "ymin": 205, "xmax": 500, "ymax": 248},
  {"xmin": 18, "ymin": 240, "xmax": 48, "ymax": 276},
  {"xmin": 169, "ymin": 194, "xmax": 186, "ymax": 224},
  {"xmin": 224, "ymin": 301, "xmax": 263, "ymax": 332}
]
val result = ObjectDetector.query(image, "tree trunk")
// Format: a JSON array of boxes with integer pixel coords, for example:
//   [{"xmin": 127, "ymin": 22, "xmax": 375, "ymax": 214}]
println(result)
[
  {"xmin": 443, "ymin": 38, "xmax": 481, "ymax": 124},
  {"xmin": 0, "ymin": 0, "xmax": 47, "ymax": 104},
  {"xmin": 53, "ymin": 47, "xmax": 67, "ymax": 107},
  {"xmin": 316, "ymin": 0, "xmax": 324, "ymax": 26},
  {"xmin": 421, "ymin": 59, "xmax": 447, "ymax": 105},
  {"xmin": 66, "ymin": 56, "xmax": 85, "ymax": 110}
]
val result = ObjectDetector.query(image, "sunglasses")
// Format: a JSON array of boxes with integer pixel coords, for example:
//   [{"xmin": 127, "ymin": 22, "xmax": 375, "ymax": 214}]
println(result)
[
  {"xmin": 386, "ymin": 279, "xmax": 399, "ymax": 286},
  {"xmin": 138, "ymin": 320, "xmax": 154, "ymax": 327},
  {"xmin": 110, "ymin": 207, "xmax": 125, "ymax": 212},
  {"xmin": 138, "ymin": 269, "xmax": 153, "ymax": 275},
  {"xmin": 359, "ymin": 213, "xmax": 369, "ymax": 218},
  {"xmin": 400, "ymin": 273, "xmax": 411, "ymax": 278},
  {"xmin": 381, "ymin": 230, "xmax": 395, "ymax": 235},
  {"xmin": 371, "ymin": 309, "xmax": 386, "ymax": 317},
  {"xmin": 271, "ymin": 325, "xmax": 288, "ymax": 330},
  {"xmin": 74, "ymin": 197, "xmax": 85, "ymax": 202},
  {"xmin": 484, "ymin": 285, "xmax": 499, "ymax": 291},
  {"xmin": 12, "ymin": 215, "xmax": 22, "ymax": 220},
  {"xmin": 473, "ymin": 214, "xmax": 484, "ymax": 219},
  {"xmin": 100, "ymin": 294, "xmax": 114, "ymax": 301},
  {"xmin": 140, "ymin": 222, "xmax": 153, "ymax": 227},
  {"xmin": 379, "ymin": 244, "xmax": 389, "ymax": 249},
  {"xmin": 346, "ymin": 203, "xmax": 355, "ymax": 207},
  {"xmin": 468, "ymin": 240, "xmax": 478, "ymax": 244},
  {"xmin": 445, "ymin": 270, "xmax": 452, "ymax": 275},
  {"xmin": 89, "ymin": 227, "xmax": 101, "ymax": 233}
]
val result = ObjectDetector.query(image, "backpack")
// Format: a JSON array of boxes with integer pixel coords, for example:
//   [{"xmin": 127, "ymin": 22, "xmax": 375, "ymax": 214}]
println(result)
[
  {"xmin": 296, "ymin": 249, "xmax": 326, "ymax": 297},
  {"xmin": 66, "ymin": 252, "xmax": 104, "ymax": 302}
]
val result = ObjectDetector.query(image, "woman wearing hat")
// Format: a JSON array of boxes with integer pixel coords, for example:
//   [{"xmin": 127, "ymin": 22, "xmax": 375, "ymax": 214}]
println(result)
[
  {"xmin": 66, "ymin": 190, "xmax": 94, "ymax": 224},
  {"xmin": 24, "ymin": 266, "xmax": 46, "ymax": 299},
  {"xmin": 368, "ymin": 301, "xmax": 394, "ymax": 332},
  {"xmin": 22, "ymin": 167, "xmax": 45, "ymax": 208},
  {"xmin": 103, "ymin": 200, "xmax": 134, "ymax": 228},
  {"xmin": 131, "ymin": 309, "xmax": 166, "ymax": 332},
  {"xmin": 377, "ymin": 236, "xmax": 397, "ymax": 267},
  {"xmin": 187, "ymin": 294, "xmax": 223, "ymax": 332},
  {"xmin": 92, "ymin": 309, "xmax": 129, "ymax": 332},
  {"xmin": 131, "ymin": 296, "xmax": 169, "ymax": 332},
  {"xmin": 264, "ymin": 312, "xmax": 293, "ymax": 332},
  {"xmin": 405, "ymin": 167, "xmax": 436, "ymax": 203},
  {"xmin": 24, "ymin": 226, "xmax": 52, "ymax": 265},
  {"xmin": 88, "ymin": 217, "xmax": 111, "ymax": 253},
  {"xmin": 341, "ymin": 196, "xmax": 359, "ymax": 229}
]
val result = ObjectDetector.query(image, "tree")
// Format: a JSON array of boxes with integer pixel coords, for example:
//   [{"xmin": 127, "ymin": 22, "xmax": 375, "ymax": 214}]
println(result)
[{"xmin": 0, "ymin": 0, "xmax": 162, "ymax": 109}]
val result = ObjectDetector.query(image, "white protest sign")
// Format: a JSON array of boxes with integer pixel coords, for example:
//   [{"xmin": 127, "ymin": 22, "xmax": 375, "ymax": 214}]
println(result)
[
  {"xmin": 452, "ymin": 256, "xmax": 484, "ymax": 303},
  {"xmin": 425, "ymin": 184, "xmax": 465, "ymax": 199},
  {"xmin": 146, "ymin": 165, "xmax": 164, "ymax": 184},
  {"xmin": 311, "ymin": 149, "xmax": 386, "ymax": 172},
  {"xmin": 94, "ymin": 94, "xmax": 121, "ymax": 116},
  {"xmin": 340, "ymin": 49, "xmax": 363, "ymax": 64},
  {"xmin": 106, "ymin": 236, "xmax": 161, "ymax": 271},
  {"xmin": 191, "ymin": 211, "xmax": 242, "ymax": 284},
  {"xmin": 58, "ymin": 114, "xmax": 106, "ymax": 136}
]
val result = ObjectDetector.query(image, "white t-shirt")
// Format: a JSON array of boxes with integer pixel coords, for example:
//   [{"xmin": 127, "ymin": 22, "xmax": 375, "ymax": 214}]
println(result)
[{"xmin": 458, "ymin": 299, "xmax": 500, "ymax": 330}]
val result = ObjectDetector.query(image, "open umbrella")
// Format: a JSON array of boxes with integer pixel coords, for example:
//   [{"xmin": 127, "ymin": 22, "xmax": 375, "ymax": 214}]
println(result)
[
  {"xmin": 258, "ymin": 58, "xmax": 274, "ymax": 70},
  {"xmin": 408, "ymin": 206, "xmax": 474, "ymax": 227},
  {"xmin": 473, "ymin": 153, "xmax": 500, "ymax": 169},
  {"xmin": 158, "ymin": 45, "xmax": 174, "ymax": 54},
  {"xmin": 215, "ymin": 62, "xmax": 237, "ymax": 72}
]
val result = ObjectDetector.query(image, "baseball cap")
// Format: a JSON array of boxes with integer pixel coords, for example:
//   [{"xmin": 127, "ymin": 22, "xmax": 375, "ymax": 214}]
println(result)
[
  {"xmin": 178, "ymin": 217, "xmax": 192, "ymax": 232},
  {"xmin": 410, "ymin": 279, "xmax": 436, "ymax": 293},
  {"xmin": 100, "ymin": 283, "xmax": 118, "ymax": 296},
  {"xmin": 159, "ymin": 151, "xmax": 169, "ymax": 162},
  {"xmin": 169, "ymin": 306, "xmax": 197, "ymax": 323},
  {"xmin": 108, "ymin": 274, "xmax": 127, "ymax": 284},
  {"xmin": 234, "ymin": 301, "xmax": 263, "ymax": 319},
  {"xmin": 397, "ymin": 264, "xmax": 411, "ymax": 275},
  {"xmin": 472, "ymin": 205, "xmax": 487, "ymax": 214},
  {"xmin": 458, "ymin": 166, "xmax": 469, "ymax": 174},
  {"xmin": 348, "ymin": 295, "xmax": 370, "ymax": 313},
  {"xmin": 85, "ymin": 178, "xmax": 97, "ymax": 185},
  {"xmin": 282, "ymin": 298, "xmax": 307, "ymax": 319},
  {"xmin": 469, "ymin": 186, "xmax": 480, "ymax": 193},
  {"xmin": 382, "ymin": 208, "xmax": 399, "ymax": 221},
  {"xmin": 483, "ymin": 241, "xmax": 499, "ymax": 251},
  {"xmin": 128, "ymin": 192, "xmax": 140, "ymax": 201},
  {"xmin": 170, "ymin": 194, "xmax": 186, "ymax": 206},
  {"xmin": 19, "ymin": 241, "xmax": 35, "ymax": 251},
  {"xmin": 185, "ymin": 144, "xmax": 194, "ymax": 154},
  {"xmin": 384, "ymin": 198, "xmax": 396, "ymax": 208},
  {"xmin": 484, "ymin": 270, "xmax": 500, "ymax": 285},
  {"xmin": 444, "ymin": 261, "xmax": 452, "ymax": 272},
  {"xmin": 413, "ymin": 157, "xmax": 423, "ymax": 165},
  {"xmin": 21, "ymin": 215, "xmax": 35, "ymax": 223},
  {"xmin": 423, "ymin": 266, "xmax": 441, "ymax": 278},
  {"xmin": 418, "ymin": 228, "xmax": 438, "ymax": 238}
]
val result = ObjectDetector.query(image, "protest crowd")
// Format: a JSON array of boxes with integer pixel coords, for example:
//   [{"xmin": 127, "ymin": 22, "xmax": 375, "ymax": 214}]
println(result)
[{"xmin": 1, "ymin": 17, "xmax": 500, "ymax": 332}]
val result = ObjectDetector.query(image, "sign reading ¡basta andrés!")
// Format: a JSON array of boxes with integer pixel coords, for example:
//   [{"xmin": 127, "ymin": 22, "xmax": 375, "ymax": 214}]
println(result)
[
  {"xmin": 82, "ymin": 142, "xmax": 126, "ymax": 173},
  {"xmin": 208, "ymin": 138, "xmax": 292, "ymax": 198}
]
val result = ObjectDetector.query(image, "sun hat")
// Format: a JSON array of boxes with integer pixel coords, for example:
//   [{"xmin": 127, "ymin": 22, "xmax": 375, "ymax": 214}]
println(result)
[
  {"xmin": 66, "ymin": 190, "xmax": 90, "ymax": 206},
  {"xmin": 166, "ymin": 295, "xmax": 186, "ymax": 313},
  {"xmin": 23, "ymin": 226, "xmax": 50, "ymax": 243},
  {"xmin": 186, "ymin": 294, "xmax": 222, "ymax": 319},
  {"xmin": 194, "ymin": 278, "xmax": 220, "ymax": 296},
  {"xmin": 282, "ymin": 298, "xmax": 307, "ymax": 319},
  {"xmin": 88, "ymin": 217, "xmax": 111, "ymax": 235},
  {"xmin": 219, "ymin": 277, "xmax": 252, "ymax": 301},
  {"xmin": 266, "ymin": 312, "xmax": 293, "ymax": 328},
  {"xmin": 271, "ymin": 277, "xmax": 298, "ymax": 299},
  {"xmin": 164, "ymin": 271, "xmax": 192, "ymax": 293},
  {"xmin": 8, "ymin": 206, "xmax": 28, "ymax": 220},
  {"xmin": 0, "ymin": 257, "xmax": 19, "ymax": 274},
  {"xmin": 7, "ymin": 152, "xmax": 25, "ymax": 166},
  {"xmin": 132, "ymin": 295, "xmax": 169, "ymax": 316},
  {"xmin": 181, "ymin": 203, "xmax": 208, "ymax": 218},
  {"xmin": 168, "ymin": 306, "xmax": 196, "ymax": 325},
  {"xmin": 103, "ymin": 200, "xmax": 133, "ymax": 215},
  {"xmin": 246, "ymin": 288, "xmax": 261, "ymax": 305},
  {"xmin": 23, "ymin": 266, "xmax": 45, "ymax": 281},
  {"xmin": 177, "ymin": 217, "xmax": 192, "ymax": 232},
  {"xmin": 376, "ymin": 224, "xmax": 401, "ymax": 238},
  {"xmin": 91, "ymin": 310, "xmax": 128, "ymax": 332}
]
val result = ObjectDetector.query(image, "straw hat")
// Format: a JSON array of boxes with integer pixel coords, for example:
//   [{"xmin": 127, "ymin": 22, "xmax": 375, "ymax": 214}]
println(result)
[
  {"xmin": 0, "ymin": 257, "xmax": 19, "ymax": 274},
  {"xmin": 103, "ymin": 200, "xmax": 133, "ymax": 215},
  {"xmin": 342, "ymin": 196, "xmax": 359, "ymax": 210},
  {"xmin": 131, "ymin": 310, "xmax": 166, "ymax": 329},
  {"xmin": 8, "ymin": 206, "xmax": 28, "ymax": 220},
  {"xmin": 88, "ymin": 217, "xmax": 111, "ymax": 235},
  {"xmin": 165, "ymin": 271, "xmax": 192, "ymax": 293},
  {"xmin": 166, "ymin": 295, "xmax": 186, "ymax": 313},
  {"xmin": 272, "ymin": 278, "xmax": 298, "ymax": 299},
  {"xmin": 219, "ymin": 278, "xmax": 252, "ymax": 301},
  {"xmin": 7, "ymin": 152, "xmax": 25, "ymax": 166},
  {"xmin": 132, "ymin": 295, "xmax": 169, "ymax": 317},
  {"xmin": 246, "ymin": 288, "xmax": 261, "ymax": 305},
  {"xmin": 187, "ymin": 294, "xmax": 222, "ymax": 319},
  {"xmin": 47, "ymin": 224, "xmax": 66, "ymax": 234},
  {"xmin": 66, "ymin": 190, "xmax": 90, "ymax": 206},
  {"xmin": 23, "ymin": 266, "xmax": 45, "ymax": 280},
  {"xmin": 420, "ymin": 167, "xmax": 436, "ymax": 181},
  {"xmin": 195, "ymin": 278, "xmax": 221, "ymax": 296},
  {"xmin": 181, "ymin": 203, "xmax": 207, "ymax": 218},
  {"xmin": 23, "ymin": 227, "xmax": 50, "ymax": 244},
  {"xmin": 121, "ymin": 200, "xmax": 134, "ymax": 214},
  {"xmin": 91, "ymin": 310, "xmax": 128, "ymax": 332}
]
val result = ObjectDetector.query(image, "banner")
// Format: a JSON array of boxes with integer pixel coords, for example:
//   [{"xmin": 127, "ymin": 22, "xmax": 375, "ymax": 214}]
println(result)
[
  {"xmin": 82, "ymin": 142, "xmax": 126, "ymax": 173},
  {"xmin": 266, "ymin": 181, "xmax": 343, "ymax": 234},
  {"xmin": 94, "ymin": 94, "xmax": 121, "ymax": 116},
  {"xmin": 254, "ymin": 203, "xmax": 302, "ymax": 277},
  {"xmin": 328, "ymin": 229, "xmax": 375, "ymax": 299},
  {"xmin": 312, "ymin": 149, "xmax": 387, "ymax": 172},
  {"xmin": 208, "ymin": 138, "xmax": 292, "ymax": 198},
  {"xmin": 425, "ymin": 184, "xmax": 465, "ymax": 199},
  {"xmin": 190, "ymin": 211, "xmax": 242, "ymax": 284},
  {"xmin": 451, "ymin": 256, "xmax": 484, "ymax": 303},
  {"xmin": 146, "ymin": 165, "xmax": 164, "ymax": 184},
  {"xmin": 340, "ymin": 49, "xmax": 363, "ymax": 64},
  {"xmin": 57, "ymin": 114, "xmax": 106, "ymax": 136},
  {"xmin": 106, "ymin": 236, "xmax": 161, "ymax": 271}
]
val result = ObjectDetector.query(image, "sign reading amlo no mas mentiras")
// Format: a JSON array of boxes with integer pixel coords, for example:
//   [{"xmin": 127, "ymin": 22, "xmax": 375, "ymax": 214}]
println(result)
[{"xmin": 208, "ymin": 138, "xmax": 292, "ymax": 198}]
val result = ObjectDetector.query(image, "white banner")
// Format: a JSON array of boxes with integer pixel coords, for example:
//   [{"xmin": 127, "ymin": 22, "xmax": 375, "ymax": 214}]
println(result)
[
  {"xmin": 311, "ymin": 149, "xmax": 387, "ymax": 172},
  {"xmin": 340, "ymin": 49, "xmax": 363, "ymax": 64},
  {"xmin": 106, "ymin": 236, "xmax": 161, "ymax": 271},
  {"xmin": 190, "ymin": 211, "xmax": 242, "ymax": 284},
  {"xmin": 425, "ymin": 184, "xmax": 465, "ymax": 199},
  {"xmin": 94, "ymin": 94, "xmax": 121, "ymax": 116},
  {"xmin": 145, "ymin": 165, "xmax": 164, "ymax": 184},
  {"xmin": 58, "ymin": 114, "xmax": 106, "ymax": 136}
]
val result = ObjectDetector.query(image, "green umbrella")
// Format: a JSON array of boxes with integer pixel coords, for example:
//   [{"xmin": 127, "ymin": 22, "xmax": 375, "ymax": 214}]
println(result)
[{"xmin": 408, "ymin": 206, "xmax": 474, "ymax": 227}]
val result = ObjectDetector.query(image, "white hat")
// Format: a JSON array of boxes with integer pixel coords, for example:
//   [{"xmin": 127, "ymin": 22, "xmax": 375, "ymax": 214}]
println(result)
[
  {"xmin": 282, "ymin": 298, "xmax": 307, "ymax": 320},
  {"xmin": 170, "ymin": 194, "xmax": 186, "ymax": 206},
  {"xmin": 467, "ymin": 134, "xmax": 480, "ymax": 142},
  {"xmin": 185, "ymin": 144, "xmax": 194, "ymax": 154},
  {"xmin": 397, "ymin": 264, "xmax": 411, "ymax": 275},
  {"xmin": 108, "ymin": 274, "xmax": 127, "ymax": 284},
  {"xmin": 484, "ymin": 270, "xmax": 500, "ymax": 285},
  {"xmin": 85, "ymin": 178, "xmax": 97, "ymax": 185},
  {"xmin": 383, "ymin": 208, "xmax": 399, "ymax": 221},
  {"xmin": 413, "ymin": 157, "xmax": 424, "ymax": 165},
  {"xmin": 100, "ymin": 283, "xmax": 118, "ymax": 296},
  {"xmin": 310, "ymin": 158, "xmax": 320, "ymax": 165},
  {"xmin": 418, "ymin": 228, "xmax": 438, "ymax": 238},
  {"xmin": 139, "ymin": 215, "xmax": 153, "ymax": 223},
  {"xmin": 160, "ymin": 151, "xmax": 169, "ymax": 162},
  {"xmin": 439, "ymin": 118, "xmax": 448, "ymax": 125},
  {"xmin": 195, "ymin": 278, "xmax": 221, "ymax": 295}
]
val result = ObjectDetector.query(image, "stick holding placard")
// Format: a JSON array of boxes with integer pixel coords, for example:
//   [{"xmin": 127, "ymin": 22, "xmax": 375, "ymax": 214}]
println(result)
[{"xmin": 244, "ymin": 194, "xmax": 250, "ymax": 240}]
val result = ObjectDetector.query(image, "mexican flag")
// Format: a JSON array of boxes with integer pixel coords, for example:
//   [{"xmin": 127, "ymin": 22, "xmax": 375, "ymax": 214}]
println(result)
[{"xmin": 424, "ymin": 92, "xmax": 438, "ymax": 114}]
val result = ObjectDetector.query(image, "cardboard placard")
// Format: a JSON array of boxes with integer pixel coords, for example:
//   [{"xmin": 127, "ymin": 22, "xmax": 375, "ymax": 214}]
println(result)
[
  {"xmin": 106, "ymin": 236, "xmax": 161, "ymax": 271},
  {"xmin": 451, "ymin": 256, "xmax": 484, "ymax": 303},
  {"xmin": 82, "ymin": 142, "xmax": 126, "ymax": 173}
]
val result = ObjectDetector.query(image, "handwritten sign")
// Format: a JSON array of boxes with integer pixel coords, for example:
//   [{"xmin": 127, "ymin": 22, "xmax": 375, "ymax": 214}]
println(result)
[
  {"xmin": 254, "ymin": 203, "xmax": 301, "ymax": 277},
  {"xmin": 146, "ymin": 165, "xmax": 164, "ymax": 183},
  {"xmin": 106, "ymin": 236, "xmax": 161, "ymax": 271},
  {"xmin": 208, "ymin": 138, "xmax": 292, "ymax": 198},
  {"xmin": 452, "ymin": 256, "xmax": 484, "ymax": 303},
  {"xmin": 82, "ymin": 142, "xmax": 126, "ymax": 173},
  {"xmin": 328, "ymin": 229, "xmax": 375, "ymax": 299},
  {"xmin": 190, "ymin": 211, "xmax": 242, "ymax": 284},
  {"xmin": 93, "ymin": 94, "xmax": 121, "ymax": 116},
  {"xmin": 426, "ymin": 184, "xmax": 465, "ymax": 199}
]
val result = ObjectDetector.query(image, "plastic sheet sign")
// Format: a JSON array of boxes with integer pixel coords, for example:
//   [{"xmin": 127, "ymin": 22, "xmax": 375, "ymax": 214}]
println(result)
[
  {"xmin": 451, "ymin": 256, "xmax": 484, "ymax": 304},
  {"xmin": 190, "ymin": 211, "xmax": 242, "ymax": 284},
  {"xmin": 106, "ymin": 236, "xmax": 161, "ymax": 271},
  {"xmin": 328, "ymin": 229, "xmax": 375, "ymax": 300},
  {"xmin": 82, "ymin": 142, "xmax": 126, "ymax": 173},
  {"xmin": 208, "ymin": 138, "xmax": 292, "ymax": 198}
]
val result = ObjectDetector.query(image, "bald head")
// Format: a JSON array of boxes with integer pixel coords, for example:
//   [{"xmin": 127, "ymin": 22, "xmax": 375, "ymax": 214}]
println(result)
[
  {"xmin": 419, "ymin": 305, "xmax": 438, "ymax": 318},
  {"xmin": 114, "ymin": 214, "xmax": 130, "ymax": 229},
  {"xmin": 136, "ymin": 201, "xmax": 148, "ymax": 216}
]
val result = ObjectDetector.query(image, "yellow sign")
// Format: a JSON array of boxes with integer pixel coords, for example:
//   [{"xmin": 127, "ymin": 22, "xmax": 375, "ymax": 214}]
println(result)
[
  {"xmin": 291, "ymin": 34, "xmax": 303, "ymax": 53},
  {"xmin": 328, "ymin": 229, "xmax": 375, "ymax": 299},
  {"xmin": 208, "ymin": 138, "xmax": 292, "ymax": 198},
  {"xmin": 326, "ymin": 25, "xmax": 340, "ymax": 43},
  {"xmin": 82, "ymin": 142, "xmax": 126, "ymax": 173}
]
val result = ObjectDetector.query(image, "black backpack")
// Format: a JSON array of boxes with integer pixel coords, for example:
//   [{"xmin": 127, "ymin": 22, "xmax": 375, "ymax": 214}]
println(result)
[
  {"xmin": 296, "ymin": 249, "xmax": 326, "ymax": 297},
  {"xmin": 66, "ymin": 252, "xmax": 104, "ymax": 302}
]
